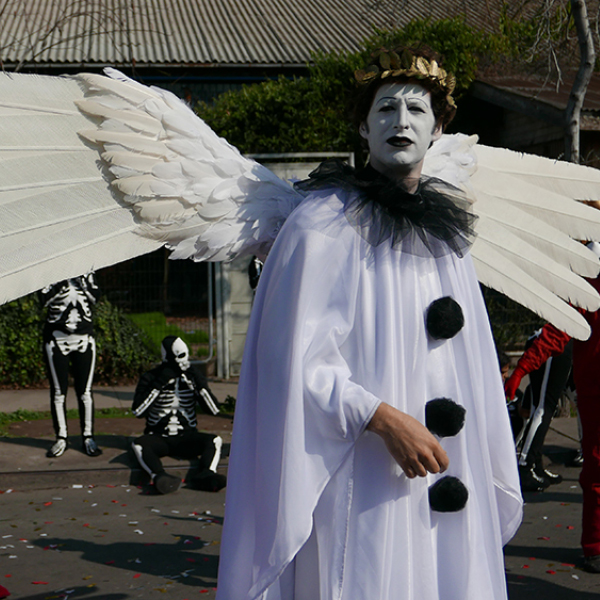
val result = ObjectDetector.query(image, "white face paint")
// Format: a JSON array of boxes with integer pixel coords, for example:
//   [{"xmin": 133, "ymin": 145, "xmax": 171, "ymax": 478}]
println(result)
[
  {"xmin": 162, "ymin": 337, "xmax": 191, "ymax": 371},
  {"xmin": 359, "ymin": 82, "xmax": 442, "ymax": 184},
  {"xmin": 172, "ymin": 338, "xmax": 190, "ymax": 371}
]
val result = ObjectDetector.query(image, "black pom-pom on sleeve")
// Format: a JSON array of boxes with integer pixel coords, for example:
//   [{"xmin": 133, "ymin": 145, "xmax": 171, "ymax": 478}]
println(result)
[
  {"xmin": 426, "ymin": 296, "xmax": 464, "ymax": 340},
  {"xmin": 425, "ymin": 398, "xmax": 466, "ymax": 438},
  {"xmin": 429, "ymin": 476, "xmax": 469, "ymax": 512}
]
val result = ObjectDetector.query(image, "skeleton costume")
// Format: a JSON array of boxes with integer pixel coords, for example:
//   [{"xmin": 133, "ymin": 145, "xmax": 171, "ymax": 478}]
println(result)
[
  {"xmin": 131, "ymin": 336, "xmax": 225, "ymax": 494},
  {"xmin": 40, "ymin": 273, "xmax": 101, "ymax": 457}
]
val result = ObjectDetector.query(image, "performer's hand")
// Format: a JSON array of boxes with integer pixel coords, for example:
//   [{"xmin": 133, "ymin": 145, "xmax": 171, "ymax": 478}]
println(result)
[
  {"xmin": 367, "ymin": 403, "xmax": 449, "ymax": 478},
  {"xmin": 504, "ymin": 366, "xmax": 525, "ymax": 400}
]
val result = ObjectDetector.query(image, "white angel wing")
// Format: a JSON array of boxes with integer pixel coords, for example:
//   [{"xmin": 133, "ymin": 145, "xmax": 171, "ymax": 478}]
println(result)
[
  {"xmin": 0, "ymin": 69, "xmax": 304, "ymax": 304},
  {"xmin": 424, "ymin": 133, "xmax": 600, "ymax": 340}
]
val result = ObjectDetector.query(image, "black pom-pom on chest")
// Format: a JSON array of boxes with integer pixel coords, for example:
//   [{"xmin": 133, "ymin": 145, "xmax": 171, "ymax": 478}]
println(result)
[{"xmin": 425, "ymin": 296, "xmax": 464, "ymax": 340}]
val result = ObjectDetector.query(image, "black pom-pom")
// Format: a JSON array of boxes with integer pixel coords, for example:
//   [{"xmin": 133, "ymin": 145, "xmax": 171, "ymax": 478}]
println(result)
[
  {"xmin": 425, "ymin": 398, "xmax": 466, "ymax": 438},
  {"xmin": 426, "ymin": 296, "xmax": 464, "ymax": 340},
  {"xmin": 429, "ymin": 476, "xmax": 469, "ymax": 512}
]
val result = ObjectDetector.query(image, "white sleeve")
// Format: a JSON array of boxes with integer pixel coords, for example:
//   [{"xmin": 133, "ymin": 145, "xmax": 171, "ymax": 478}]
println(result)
[{"xmin": 218, "ymin": 197, "xmax": 381, "ymax": 600}]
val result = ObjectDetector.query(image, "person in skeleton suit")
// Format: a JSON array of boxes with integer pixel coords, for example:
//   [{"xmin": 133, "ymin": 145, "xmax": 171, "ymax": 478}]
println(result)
[
  {"xmin": 41, "ymin": 273, "xmax": 102, "ymax": 458},
  {"xmin": 131, "ymin": 336, "xmax": 226, "ymax": 494}
]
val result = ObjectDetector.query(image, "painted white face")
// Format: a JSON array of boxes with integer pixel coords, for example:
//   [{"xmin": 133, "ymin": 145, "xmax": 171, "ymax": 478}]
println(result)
[
  {"xmin": 161, "ymin": 337, "xmax": 190, "ymax": 371},
  {"xmin": 359, "ymin": 82, "xmax": 442, "ymax": 183}
]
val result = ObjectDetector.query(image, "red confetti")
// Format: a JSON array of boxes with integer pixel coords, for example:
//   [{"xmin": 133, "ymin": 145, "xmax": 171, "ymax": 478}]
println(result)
[
  {"xmin": 4, "ymin": 575, "xmax": 11, "ymax": 578},
  {"xmin": 528, "ymin": 557, "xmax": 536, "ymax": 561},
  {"xmin": 561, "ymin": 563, "xmax": 575, "ymax": 567},
  {"xmin": 133, "ymin": 574, "xmax": 141, "ymax": 579},
  {"xmin": 111, "ymin": 500, "xmax": 119, "ymax": 504},
  {"xmin": 83, "ymin": 524, "xmax": 90, "ymax": 528},
  {"xmin": 43, "ymin": 502, "xmax": 52, "ymax": 506},
  {"xmin": 106, "ymin": 485, "xmax": 116, "ymax": 488},
  {"xmin": 105, "ymin": 560, "xmax": 115, "ymax": 565},
  {"xmin": 555, "ymin": 524, "xmax": 562, "ymax": 528},
  {"xmin": 121, "ymin": 504, "xmax": 127, "ymax": 507},
  {"xmin": 567, "ymin": 526, "xmax": 575, "ymax": 530},
  {"xmin": 546, "ymin": 570, "xmax": 556, "ymax": 575},
  {"xmin": 538, "ymin": 536, "xmax": 550, "ymax": 541},
  {"xmin": 200, "ymin": 590, "xmax": 209, "ymax": 594},
  {"xmin": 32, "ymin": 581, "xmax": 49, "ymax": 584}
]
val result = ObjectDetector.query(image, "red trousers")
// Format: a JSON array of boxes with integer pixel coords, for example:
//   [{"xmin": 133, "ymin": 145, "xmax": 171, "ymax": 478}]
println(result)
[{"xmin": 578, "ymin": 393, "xmax": 600, "ymax": 556}]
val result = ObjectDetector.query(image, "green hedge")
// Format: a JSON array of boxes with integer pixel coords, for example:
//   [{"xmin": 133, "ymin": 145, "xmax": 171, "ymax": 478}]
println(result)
[{"xmin": 0, "ymin": 296, "xmax": 156, "ymax": 388}]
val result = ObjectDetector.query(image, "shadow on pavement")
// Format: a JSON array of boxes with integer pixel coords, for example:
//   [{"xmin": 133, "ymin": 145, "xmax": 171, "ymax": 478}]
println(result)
[
  {"xmin": 30, "ymin": 534, "xmax": 219, "ymax": 587},
  {"xmin": 13, "ymin": 589, "xmax": 128, "ymax": 600},
  {"xmin": 507, "ymin": 572, "xmax": 600, "ymax": 600}
]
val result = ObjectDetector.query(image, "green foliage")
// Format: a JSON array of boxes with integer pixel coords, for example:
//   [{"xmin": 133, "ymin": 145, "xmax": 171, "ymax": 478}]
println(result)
[
  {"xmin": 126, "ymin": 312, "xmax": 209, "ymax": 357},
  {"xmin": 93, "ymin": 300, "xmax": 156, "ymax": 384},
  {"xmin": 0, "ymin": 296, "xmax": 155, "ymax": 388},
  {"xmin": 482, "ymin": 287, "xmax": 545, "ymax": 351},
  {"xmin": 0, "ymin": 296, "xmax": 46, "ymax": 387},
  {"xmin": 197, "ymin": 15, "xmax": 550, "ymax": 156}
]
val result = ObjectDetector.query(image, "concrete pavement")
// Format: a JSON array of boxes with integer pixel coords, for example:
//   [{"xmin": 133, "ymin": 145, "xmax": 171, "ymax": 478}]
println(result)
[{"xmin": 1, "ymin": 384, "xmax": 600, "ymax": 598}]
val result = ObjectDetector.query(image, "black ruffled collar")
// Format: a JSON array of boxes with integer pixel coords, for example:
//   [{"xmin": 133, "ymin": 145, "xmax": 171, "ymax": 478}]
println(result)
[{"xmin": 294, "ymin": 159, "xmax": 477, "ymax": 258}]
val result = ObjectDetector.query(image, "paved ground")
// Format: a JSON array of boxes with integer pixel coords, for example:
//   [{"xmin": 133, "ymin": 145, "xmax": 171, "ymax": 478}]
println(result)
[{"xmin": 1, "ymin": 383, "xmax": 599, "ymax": 598}]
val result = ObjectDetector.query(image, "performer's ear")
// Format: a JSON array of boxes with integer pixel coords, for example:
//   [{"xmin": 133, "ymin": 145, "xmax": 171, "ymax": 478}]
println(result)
[{"xmin": 359, "ymin": 121, "xmax": 369, "ymax": 141}]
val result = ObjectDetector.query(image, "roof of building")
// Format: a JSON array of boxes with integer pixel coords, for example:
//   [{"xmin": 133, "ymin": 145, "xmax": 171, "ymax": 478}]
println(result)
[
  {"xmin": 473, "ymin": 73, "xmax": 600, "ymax": 130},
  {"xmin": 0, "ymin": 0, "xmax": 518, "ymax": 68}
]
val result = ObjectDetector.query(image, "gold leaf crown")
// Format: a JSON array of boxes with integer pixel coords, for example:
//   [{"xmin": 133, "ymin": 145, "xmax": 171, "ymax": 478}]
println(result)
[{"xmin": 354, "ymin": 48, "xmax": 457, "ymax": 110}]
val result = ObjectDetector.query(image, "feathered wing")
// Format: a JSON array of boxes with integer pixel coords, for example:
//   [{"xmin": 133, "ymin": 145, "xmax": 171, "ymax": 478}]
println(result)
[
  {"xmin": 0, "ymin": 69, "xmax": 304, "ymax": 304},
  {"xmin": 2, "ymin": 70, "xmax": 600, "ymax": 340},
  {"xmin": 424, "ymin": 134, "xmax": 600, "ymax": 340}
]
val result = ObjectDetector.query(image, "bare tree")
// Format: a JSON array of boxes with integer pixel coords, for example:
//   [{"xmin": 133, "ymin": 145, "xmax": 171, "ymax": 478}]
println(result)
[{"xmin": 565, "ymin": 0, "xmax": 596, "ymax": 163}]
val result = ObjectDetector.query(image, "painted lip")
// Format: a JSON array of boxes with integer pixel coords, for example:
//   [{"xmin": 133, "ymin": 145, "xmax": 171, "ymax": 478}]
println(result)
[{"xmin": 387, "ymin": 136, "xmax": 412, "ymax": 147}]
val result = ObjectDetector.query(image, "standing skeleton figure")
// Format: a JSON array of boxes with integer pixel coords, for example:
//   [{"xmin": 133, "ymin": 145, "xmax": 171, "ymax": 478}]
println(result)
[
  {"xmin": 41, "ymin": 273, "xmax": 102, "ymax": 458},
  {"xmin": 131, "ymin": 336, "xmax": 225, "ymax": 494}
]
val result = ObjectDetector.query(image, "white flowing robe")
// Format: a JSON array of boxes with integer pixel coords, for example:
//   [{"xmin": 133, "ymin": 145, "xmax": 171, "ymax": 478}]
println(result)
[{"xmin": 217, "ymin": 187, "xmax": 523, "ymax": 600}]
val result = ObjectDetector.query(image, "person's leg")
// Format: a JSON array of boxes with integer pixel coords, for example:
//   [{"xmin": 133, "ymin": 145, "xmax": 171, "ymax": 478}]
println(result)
[
  {"xmin": 71, "ymin": 337, "xmax": 101, "ymax": 456},
  {"xmin": 519, "ymin": 344, "xmax": 572, "ymax": 487},
  {"xmin": 131, "ymin": 434, "xmax": 181, "ymax": 494},
  {"xmin": 43, "ymin": 339, "xmax": 70, "ymax": 457},
  {"xmin": 578, "ymin": 393, "xmax": 600, "ymax": 568},
  {"xmin": 173, "ymin": 430, "xmax": 226, "ymax": 491}
]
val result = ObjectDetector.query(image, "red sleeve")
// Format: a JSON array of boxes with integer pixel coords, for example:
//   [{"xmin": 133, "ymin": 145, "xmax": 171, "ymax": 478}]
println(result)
[{"xmin": 516, "ymin": 323, "xmax": 571, "ymax": 375}]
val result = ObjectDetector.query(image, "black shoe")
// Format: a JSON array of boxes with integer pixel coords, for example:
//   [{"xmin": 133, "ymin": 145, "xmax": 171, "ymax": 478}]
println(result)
[
  {"xmin": 83, "ymin": 437, "xmax": 103, "ymax": 457},
  {"xmin": 154, "ymin": 473, "xmax": 182, "ymax": 495},
  {"xmin": 47, "ymin": 438, "xmax": 67, "ymax": 458},
  {"xmin": 519, "ymin": 466, "xmax": 550, "ymax": 492},
  {"xmin": 537, "ymin": 468, "xmax": 563, "ymax": 485},
  {"xmin": 584, "ymin": 555, "xmax": 600, "ymax": 573},
  {"xmin": 567, "ymin": 449, "xmax": 584, "ymax": 467},
  {"xmin": 189, "ymin": 470, "xmax": 227, "ymax": 492}
]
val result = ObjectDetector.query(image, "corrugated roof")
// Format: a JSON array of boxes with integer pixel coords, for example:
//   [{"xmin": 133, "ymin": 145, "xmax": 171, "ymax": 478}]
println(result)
[{"xmin": 0, "ymin": 0, "xmax": 514, "ymax": 67}]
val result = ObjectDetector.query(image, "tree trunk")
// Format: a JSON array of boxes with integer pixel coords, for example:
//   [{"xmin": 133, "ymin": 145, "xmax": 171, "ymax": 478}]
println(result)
[{"xmin": 565, "ymin": 0, "xmax": 595, "ymax": 163}]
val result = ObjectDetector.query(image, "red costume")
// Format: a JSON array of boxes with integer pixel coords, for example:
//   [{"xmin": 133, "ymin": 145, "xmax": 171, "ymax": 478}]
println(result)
[{"xmin": 505, "ymin": 277, "xmax": 600, "ymax": 557}]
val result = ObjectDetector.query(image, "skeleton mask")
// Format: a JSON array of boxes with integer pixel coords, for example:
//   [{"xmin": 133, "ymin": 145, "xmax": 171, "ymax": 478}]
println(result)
[{"xmin": 161, "ymin": 336, "xmax": 190, "ymax": 372}]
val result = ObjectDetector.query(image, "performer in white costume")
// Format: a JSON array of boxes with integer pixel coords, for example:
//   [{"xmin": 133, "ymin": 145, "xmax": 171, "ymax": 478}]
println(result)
[
  {"xmin": 217, "ymin": 47, "xmax": 523, "ymax": 600},
  {"xmin": 4, "ymin": 40, "xmax": 600, "ymax": 600}
]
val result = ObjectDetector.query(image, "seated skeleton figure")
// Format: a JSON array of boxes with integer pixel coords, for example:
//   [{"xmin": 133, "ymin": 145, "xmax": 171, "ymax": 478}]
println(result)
[{"xmin": 131, "ymin": 336, "xmax": 226, "ymax": 494}]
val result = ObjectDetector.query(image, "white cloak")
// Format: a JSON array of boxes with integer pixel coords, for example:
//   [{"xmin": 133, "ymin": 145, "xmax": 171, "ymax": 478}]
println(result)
[{"xmin": 217, "ymin": 187, "xmax": 523, "ymax": 600}]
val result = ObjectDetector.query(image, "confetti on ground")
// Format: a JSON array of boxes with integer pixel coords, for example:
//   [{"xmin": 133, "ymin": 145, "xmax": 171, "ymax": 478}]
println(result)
[
  {"xmin": 546, "ymin": 570, "xmax": 556, "ymax": 575},
  {"xmin": 567, "ymin": 526, "xmax": 575, "ymax": 530},
  {"xmin": 31, "ymin": 580, "xmax": 49, "ymax": 584},
  {"xmin": 538, "ymin": 536, "xmax": 550, "ymax": 541},
  {"xmin": 573, "ymin": 574, "xmax": 580, "ymax": 580},
  {"xmin": 133, "ymin": 574, "xmax": 141, "ymax": 579}
]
